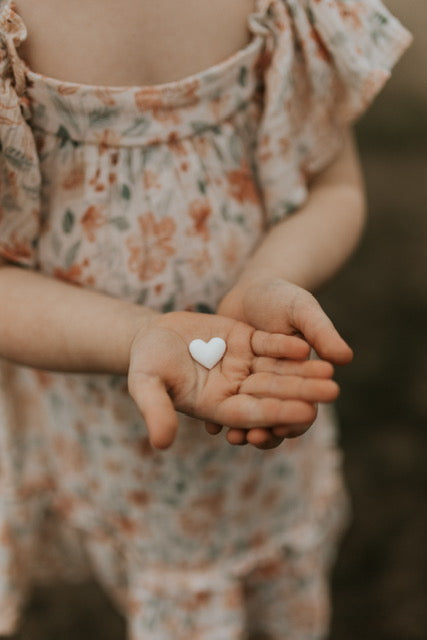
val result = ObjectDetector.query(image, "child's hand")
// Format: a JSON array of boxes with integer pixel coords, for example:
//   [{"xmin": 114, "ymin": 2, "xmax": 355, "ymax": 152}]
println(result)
[
  {"xmin": 215, "ymin": 276, "xmax": 352, "ymax": 448},
  {"xmin": 218, "ymin": 276, "xmax": 353, "ymax": 364},
  {"xmin": 127, "ymin": 311, "xmax": 339, "ymax": 449}
]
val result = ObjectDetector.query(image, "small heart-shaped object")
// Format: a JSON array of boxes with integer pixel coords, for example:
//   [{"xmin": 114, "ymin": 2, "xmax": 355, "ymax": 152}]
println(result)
[{"xmin": 189, "ymin": 337, "xmax": 227, "ymax": 370}]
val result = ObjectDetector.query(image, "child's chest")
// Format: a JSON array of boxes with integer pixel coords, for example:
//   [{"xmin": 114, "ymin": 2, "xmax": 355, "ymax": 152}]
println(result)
[{"xmin": 15, "ymin": 0, "xmax": 256, "ymax": 86}]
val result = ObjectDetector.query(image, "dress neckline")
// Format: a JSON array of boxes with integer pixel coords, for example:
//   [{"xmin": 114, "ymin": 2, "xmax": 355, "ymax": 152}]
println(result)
[{"xmin": 3, "ymin": 0, "xmax": 271, "ymax": 94}]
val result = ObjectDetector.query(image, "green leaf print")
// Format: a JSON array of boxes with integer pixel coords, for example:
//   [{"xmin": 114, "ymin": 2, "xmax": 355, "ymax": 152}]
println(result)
[
  {"xmin": 211, "ymin": 139, "xmax": 224, "ymax": 161},
  {"xmin": 284, "ymin": 201, "xmax": 299, "ymax": 214},
  {"xmin": 56, "ymin": 125, "xmax": 80, "ymax": 149},
  {"xmin": 121, "ymin": 184, "xmax": 131, "ymax": 200},
  {"xmin": 51, "ymin": 232, "xmax": 63, "ymax": 257},
  {"xmin": 371, "ymin": 12, "xmax": 389, "ymax": 44},
  {"xmin": 374, "ymin": 11, "xmax": 389, "ymax": 26},
  {"xmin": 306, "ymin": 6, "xmax": 315, "ymax": 25},
  {"xmin": 220, "ymin": 204, "xmax": 231, "ymax": 221},
  {"xmin": 109, "ymin": 216, "xmax": 130, "ymax": 231},
  {"xmin": 158, "ymin": 190, "xmax": 173, "ymax": 217},
  {"xmin": 136, "ymin": 289, "xmax": 148, "ymax": 305},
  {"xmin": 195, "ymin": 303, "xmax": 214, "ymax": 314},
  {"xmin": 88, "ymin": 107, "xmax": 120, "ymax": 127},
  {"xmin": 65, "ymin": 241, "xmax": 81, "ymax": 269},
  {"xmin": 50, "ymin": 91, "xmax": 81, "ymax": 134},
  {"xmin": 3, "ymin": 147, "xmax": 33, "ymax": 171},
  {"xmin": 191, "ymin": 121, "xmax": 222, "ymax": 136},
  {"xmin": 141, "ymin": 145, "xmax": 156, "ymax": 167},
  {"xmin": 162, "ymin": 296, "xmax": 175, "ymax": 313},
  {"xmin": 99, "ymin": 435, "xmax": 113, "ymax": 447},
  {"xmin": 1, "ymin": 194, "xmax": 18, "ymax": 210},
  {"xmin": 123, "ymin": 118, "xmax": 151, "ymax": 137},
  {"xmin": 197, "ymin": 179, "xmax": 207, "ymax": 195},
  {"xmin": 238, "ymin": 66, "xmax": 248, "ymax": 87},
  {"xmin": 229, "ymin": 132, "xmax": 243, "ymax": 164},
  {"xmin": 62, "ymin": 209, "xmax": 75, "ymax": 234},
  {"xmin": 22, "ymin": 184, "xmax": 41, "ymax": 201}
]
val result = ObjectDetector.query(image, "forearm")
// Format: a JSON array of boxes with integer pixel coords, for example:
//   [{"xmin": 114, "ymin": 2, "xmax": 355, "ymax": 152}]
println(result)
[
  {"xmin": 238, "ymin": 129, "xmax": 367, "ymax": 291},
  {"xmin": 0, "ymin": 261, "xmax": 157, "ymax": 373}
]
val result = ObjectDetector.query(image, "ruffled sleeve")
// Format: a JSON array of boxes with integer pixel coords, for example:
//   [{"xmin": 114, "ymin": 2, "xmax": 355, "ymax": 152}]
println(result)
[
  {"xmin": 0, "ymin": 2, "xmax": 41, "ymax": 266},
  {"xmin": 249, "ymin": 0, "xmax": 413, "ymax": 225}
]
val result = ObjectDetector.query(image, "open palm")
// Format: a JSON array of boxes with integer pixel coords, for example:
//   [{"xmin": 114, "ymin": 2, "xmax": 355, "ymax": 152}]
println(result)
[{"xmin": 128, "ymin": 311, "xmax": 338, "ymax": 448}]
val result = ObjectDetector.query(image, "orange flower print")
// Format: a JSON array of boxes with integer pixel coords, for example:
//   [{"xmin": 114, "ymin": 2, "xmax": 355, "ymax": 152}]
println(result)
[
  {"xmin": 182, "ymin": 78, "xmax": 201, "ymax": 104},
  {"xmin": 222, "ymin": 232, "xmax": 240, "ymax": 269},
  {"xmin": 310, "ymin": 27, "xmax": 331, "ymax": 63},
  {"xmin": 143, "ymin": 169, "xmax": 161, "ymax": 190},
  {"xmin": 127, "ymin": 490, "xmax": 150, "ymax": 506},
  {"xmin": 4, "ymin": 168, "xmax": 19, "ymax": 200},
  {"xmin": 115, "ymin": 515, "xmax": 138, "ymax": 536},
  {"xmin": 188, "ymin": 247, "xmax": 212, "ymax": 277},
  {"xmin": 186, "ymin": 199, "xmax": 212, "ymax": 242},
  {"xmin": 167, "ymin": 132, "xmax": 188, "ymax": 156},
  {"xmin": 57, "ymin": 84, "xmax": 80, "ymax": 96},
  {"xmin": 89, "ymin": 167, "xmax": 105, "ymax": 192},
  {"xmin": 0, "ymin": 231, "xmax": 33, "ymax": 263},
  {"xmin": 53, "ymin": 263, "xmax": 84, "ymax": 285},
  {"xmin": 338, "ymin": 5, "xmax": 362, "ymax": 29},
  {"xmin": 192, "ymin": 135, "xmax": 210, "ymax": 159},
  {"xmin": 225, "ymin": 586, "xmax": 243, "ymax": 610},
  {"xmin": 0, "ymin": 100, "xmax": 21, "ymax": 126},
  {"xmin": 255, "ymin": 47, "xmax": 273, "ymax": 76},
  {"xmin": 81, "ymin": 205, "xmax": 106, "ymax": 242},
  {"xmin": 62, "ymin": 163, "xmax": 85, "ymax": 190},
  {"xmin": 210, "ymin": 93, "xmax": 229, "ymax": 120},
  {"xmin": 94, "ymin": 128, "xmax": 122, "ymax": 152},
  {"xmin": 94, "ymin": 88, "xmax": 117, "ymax": 106},
  {"xmin": 134, "ymin": 87, "xmax": 166, "ymax": 111},
  {"xmin": 127, "ymin": 212, "xmax": 176, "ymax": 281},
  {"xmin": 226, "ymin": 160, "xmax": 260, "ymax": 205},
  {"xmin": 279, "ymin": 136, "xmax": 291, "ymax": 155},
  {"xmin": 33, "ymin": 369, "xmax": 55, "ymax": 389},
  {"xmin": 257, "ymin": 133, "xmax": 273, "ymax": 163},
  {"xmin": 151, "ymin": 108, "xmax": 181, "ymax": 126}
]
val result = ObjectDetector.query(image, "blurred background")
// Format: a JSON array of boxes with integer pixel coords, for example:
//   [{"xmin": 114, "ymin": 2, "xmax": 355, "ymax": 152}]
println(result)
[
  {"xmin": 327, "ymin": 2, "xmax": 426, "ymax": 638},
  {"xmin": 7, "ymin": 1, "xmax": 426, "ymax": 639}
]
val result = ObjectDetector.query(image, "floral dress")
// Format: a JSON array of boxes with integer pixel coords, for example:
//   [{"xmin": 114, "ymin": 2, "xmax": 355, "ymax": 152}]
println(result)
[{"xmin": 0, "ymin": 0, "xmax": 411, "ymax": 638}]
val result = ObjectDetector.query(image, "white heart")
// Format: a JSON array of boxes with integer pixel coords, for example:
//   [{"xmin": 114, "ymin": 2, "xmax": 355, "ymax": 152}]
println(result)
[{"xmin": 189, "ymin": 337, "xmax": 227, "ymax": 370}]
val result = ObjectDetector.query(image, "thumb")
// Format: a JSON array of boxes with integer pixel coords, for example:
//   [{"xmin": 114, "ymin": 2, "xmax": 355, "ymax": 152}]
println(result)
[
  {"xmin": 293, "ymin": 292, "xmax": 353, "ymax": 365},
  {"xmin": 129, "ymin": 373, "xmax": 178, "ymax": 449}
]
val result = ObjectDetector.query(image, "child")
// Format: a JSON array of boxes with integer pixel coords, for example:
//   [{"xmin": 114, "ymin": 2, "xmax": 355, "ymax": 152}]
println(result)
[{"xmin": 0, "ymin": 0, "xmax": 411, "ymax": 638}]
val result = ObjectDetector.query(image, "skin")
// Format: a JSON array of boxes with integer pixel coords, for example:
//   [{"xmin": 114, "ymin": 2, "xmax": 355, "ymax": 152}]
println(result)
[
  {"xmin": 1, "ymin": 0, "xmax": 365, "ymax": 449},
  {"xmin": 129, "ymin": 311, "xmax": 340, "ymax": 448},
  {"xmin": 214, "ymin": 129, "xmax": 365, "ymax": 447}
]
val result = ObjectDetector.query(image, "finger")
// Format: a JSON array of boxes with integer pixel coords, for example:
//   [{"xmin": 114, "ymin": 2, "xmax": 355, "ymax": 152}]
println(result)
[
  {"xmin": 205, "ymin": 422, "xmax": 223, "ymax": 435},
  {"xmin": 251, "ymin": 331, "xmax": 310, "ymax": 359},
  {"xmin": 226, "ymin": 428, "xmax": 248, "ymax": 446},
  {"xmin": 246, "ymin": 428, "xmax": 285, "ymax": 449},
  {"xmin": 129, "ymin": 373, "xmax": 178, "ymax": 449},
  {"xmin": 239, "ymin": 372, "xmax": 340, "ymax": 403},
  {"xmin": 218, "ymin": 397, "xmax": 317, "ymax": 429},
  {"xmin": 293, "ymin": 295, "xmax": 353, "ymax": 365},
  {"xmin": 252, "ymin": 357, "xmax": 334, "ymax": 378},
  {"xmin": 272, "ymin": 404, "xmax": 318, "ymax": 438},
  {"xmin": 271, "ymin": 422, "xmax": 313, "ymax": 438}
]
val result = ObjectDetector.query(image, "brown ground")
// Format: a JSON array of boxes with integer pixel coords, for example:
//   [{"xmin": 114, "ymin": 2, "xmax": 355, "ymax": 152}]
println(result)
[{"xmin": 4, "ymin": 95, "xmax": 426, "ymax": 639}]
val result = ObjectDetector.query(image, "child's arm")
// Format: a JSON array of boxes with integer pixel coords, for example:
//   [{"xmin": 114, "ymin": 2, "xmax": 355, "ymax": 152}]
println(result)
[
  {"xmin": 219, "ymin": 128, "xmax": 365, "ymax": 358},
  {"xmin": 216, "ymin": 128, "xmax": 365, "ymax": 446},
  {"xmin": 0, "ymin": 261, "xmax": 338, "ymax": 448},
  {"xmin": 0, "ymin": 259, "xmax": 154, "ymax": 374}
]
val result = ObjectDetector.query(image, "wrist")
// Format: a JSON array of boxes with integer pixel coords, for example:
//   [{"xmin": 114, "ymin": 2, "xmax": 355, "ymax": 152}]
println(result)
[
  {"xmin": 125, "ymin": 305, "xmax": 160, "ymax": 368},
  {"xmin": 218, "ymin": 269, "xmax": 282, "ymax": 321}
]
